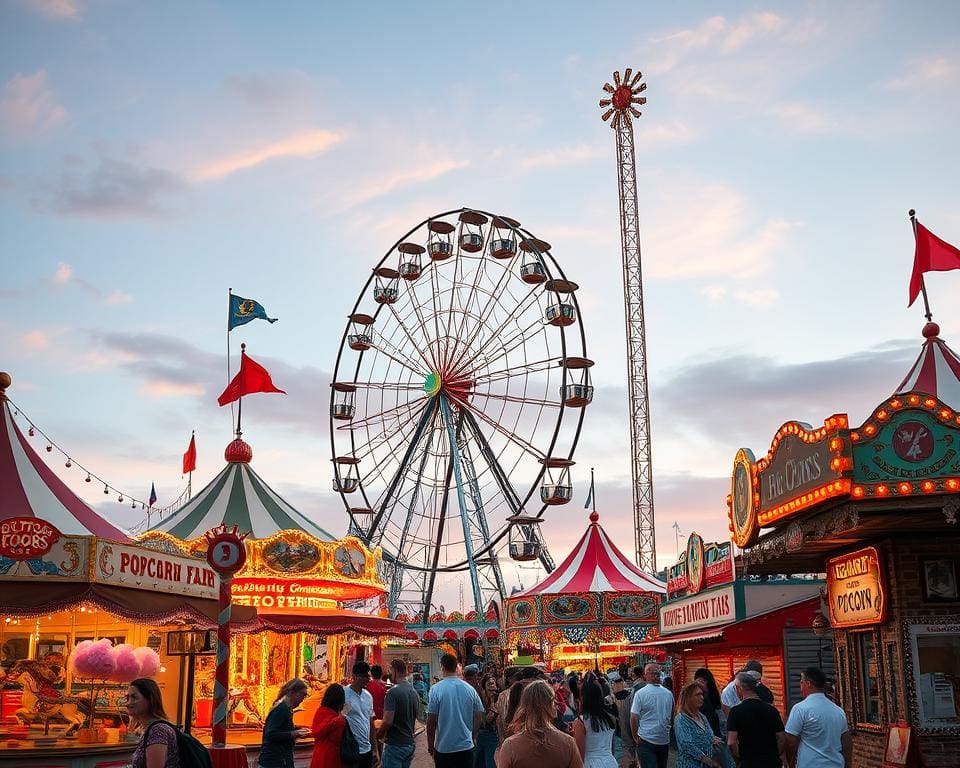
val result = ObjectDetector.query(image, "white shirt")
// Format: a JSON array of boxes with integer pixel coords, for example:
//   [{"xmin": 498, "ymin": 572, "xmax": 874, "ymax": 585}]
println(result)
[
  {"xmin": 630, "ymin": 683, "xmax": 674, "ymax": 745},
  {"xmin": 720, "ymin": 679, "xmax": 740, "ymax": 709},
  {"xmin": 784, "ymin": 692, "xmax": 848, "ymax": 768},
  {"xmin": 344, "ymin": 685, "xmax": 374, "ymax": 754}
]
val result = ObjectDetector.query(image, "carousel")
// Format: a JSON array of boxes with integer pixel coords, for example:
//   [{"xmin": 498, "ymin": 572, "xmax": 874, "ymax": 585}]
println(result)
[
  {"xmin": 0, "ymin": 372, "xmax": 243, "ymax": 766},
  {"xmin": 138, "ymin": 433, "xmax": 406, "ymax": 736},
  {"xmin": 503, "ymin": 510, "xmax": 666, "ymax": 671}
]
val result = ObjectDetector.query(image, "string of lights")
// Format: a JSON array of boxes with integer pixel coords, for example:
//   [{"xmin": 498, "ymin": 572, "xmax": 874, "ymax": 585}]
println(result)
[{"xmin": 7, "ymin": 397, "xmax": 191, "ymax": 520}]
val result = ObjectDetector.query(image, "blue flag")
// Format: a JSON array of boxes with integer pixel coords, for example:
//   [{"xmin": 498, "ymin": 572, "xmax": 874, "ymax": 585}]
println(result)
[
  {"xmin": 148, "ymin": 483, "xmax": 157, "ymax": 507},
  {"xmin": 229, "ymin": 294, "xmax": 278, "ymax": 330}
]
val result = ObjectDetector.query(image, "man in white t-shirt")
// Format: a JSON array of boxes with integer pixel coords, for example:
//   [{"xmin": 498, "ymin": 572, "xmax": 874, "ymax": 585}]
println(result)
[
  {"xmin": 721, "ymin": 659, "xmax": 774, "ymax": 718},
  {"xmin": 629, "ymin": 662, "xmax": 674, "ymax": 768},
  {"xmin": 345, "ymin": 660, "xmax": 378, "ymax": 768},
  {"xmin": 785, "ymin": 666, "xmax": 851, "ymax": 768},
  {"xmin": 426, "ymin": 653, "xmax": 484, "ymax": 768}
]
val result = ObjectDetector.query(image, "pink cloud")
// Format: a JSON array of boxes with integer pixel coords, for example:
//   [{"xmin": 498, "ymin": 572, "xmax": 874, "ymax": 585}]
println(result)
[
  {"xmin": 192, "ymin": 129, "xmax": 343, "ymax": 181},
  {"xmin": 0, "ymin": 70, "xmax": 66, "ymax": 138},
  {"xmin": 20, "ymin": 0, "xmax": 81, "ymax": 21}
]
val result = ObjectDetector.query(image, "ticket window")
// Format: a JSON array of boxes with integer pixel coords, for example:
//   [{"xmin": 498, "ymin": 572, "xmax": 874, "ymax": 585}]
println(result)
[
  {"xmin": 909, "ymin": 624, "xmax": 960, "ymax": 729},
  {"xmin": 852, "ymin": 631, "xmax": 881, "ymax": 725}
]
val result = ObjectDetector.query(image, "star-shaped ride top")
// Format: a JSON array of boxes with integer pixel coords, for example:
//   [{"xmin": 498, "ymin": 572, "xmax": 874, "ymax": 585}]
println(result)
[{"xmin": 599, "ymin": 68, "xmax": 647, "ymax": 129}]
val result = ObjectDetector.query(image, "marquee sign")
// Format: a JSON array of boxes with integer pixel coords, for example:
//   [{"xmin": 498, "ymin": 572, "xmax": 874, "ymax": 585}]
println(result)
[
  {"xmin": 667, "ymin": 535, "xmax": 735, "ymax": 598},
  {"xmin": 659, "ymin": 584, "xmax": 735, "ymax": 635},
  {"xmin": 232, "ymin": 576, "xmax": 341, "ymax": 613},
  {"xmin": 94, "ymin": 540, "xmax": 218, "ymax": 599},
  {"xmin": 0, "ymin": 517, "xmax": 61, "ymax": 559},
  {"xmin": 826, "ymin": 546, "xmax": 887, "ymax": 628}
]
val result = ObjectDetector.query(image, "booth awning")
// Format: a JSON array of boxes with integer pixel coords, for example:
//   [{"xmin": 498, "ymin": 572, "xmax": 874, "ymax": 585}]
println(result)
[
  {"xmin": 640, "ymin": 628, "xmax": 727, "ymax": 647},
  {"xmin": 1, "ymin": 581, "xmax": 257, "ymax": 628},
  {"xmin": 245, "ymin": 610, "xmax": 407, "ymax": 638}
]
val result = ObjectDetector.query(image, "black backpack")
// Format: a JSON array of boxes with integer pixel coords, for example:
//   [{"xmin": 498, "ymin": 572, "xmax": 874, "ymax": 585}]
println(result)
[
  {"xmin": 340, "ymin": 719, "xmax": 360, "ymax": 766},
  {"xmin": 144, "ymin": 720, "xmax": 213, "ymax": 768}
]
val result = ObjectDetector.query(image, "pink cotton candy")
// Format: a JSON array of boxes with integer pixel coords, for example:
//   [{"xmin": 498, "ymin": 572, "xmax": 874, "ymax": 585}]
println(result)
[
  {"xmin": 72, "ymin": 638, "xmax": 117, "ymax": 679},
  {"xmin": 111, "ymin": 644, "xmax": 141, "ymax": 682},
  {"xmin": 133, "ymin": 646, "xmax": 160, "ymax": 678}
]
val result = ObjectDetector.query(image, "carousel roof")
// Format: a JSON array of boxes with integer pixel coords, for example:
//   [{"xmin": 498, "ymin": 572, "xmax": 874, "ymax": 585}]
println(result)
[
  {"xmin": 146, "ymin": 437, "xmax": 336, "ymax": 541},
  {"xmin": 515, "ymin": 511, "xmax": 665, "ymax": 596},
  {"xmin": 894, "ymin": 322, "xmax": 960, "ymax": 409},
  {"xmin": 0, "ymin": 375, "xmax": 130, "ymax": 541}
]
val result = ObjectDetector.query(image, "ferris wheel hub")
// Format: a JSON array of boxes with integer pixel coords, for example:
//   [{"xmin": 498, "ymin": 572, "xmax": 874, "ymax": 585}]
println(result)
[{"xmin": 423, "ymin": 372, "xmax": 442, "ymax": 396}]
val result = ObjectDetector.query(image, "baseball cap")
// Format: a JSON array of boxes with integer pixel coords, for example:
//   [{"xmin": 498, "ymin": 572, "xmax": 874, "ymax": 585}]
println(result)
[
  {"xmin": 463, "ymin": 664, "xmax": 480, "ymax": 676},
  {"xmin": 607, "ymin": 671, "xmax": 622, "ymax": 682}
]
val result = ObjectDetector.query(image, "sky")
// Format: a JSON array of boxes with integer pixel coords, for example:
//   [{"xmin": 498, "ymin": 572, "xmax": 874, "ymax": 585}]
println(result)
[{"xmin": 2, "ymin": 0, "xmax": 960, "ymax": 607}]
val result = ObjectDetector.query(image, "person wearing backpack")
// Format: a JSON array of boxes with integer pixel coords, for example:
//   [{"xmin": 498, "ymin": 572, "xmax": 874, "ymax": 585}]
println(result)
[
  {"xmin": 259, "ymin": 678, "xmax": 312, "ymax": 768},
  {"xmin": 310, "ymin": 683, "xmax": 350, "ymax": 768},
  {"xmin": 127, "ymin": 677, "xmax": 181, "ymax": 768}
]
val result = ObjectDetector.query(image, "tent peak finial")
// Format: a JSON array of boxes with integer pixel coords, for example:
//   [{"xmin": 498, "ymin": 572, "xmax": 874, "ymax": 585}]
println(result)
[
  {"xmin": 589, "ymin": 511, "xmax": 599, "ymax": 523},
  {"xmin": 225, "ymin": 437, "xmax": 252, "ymax": 464},
  {"xmin": 923, "ymin": 321, "xmax": 940, "ymax": 339}
]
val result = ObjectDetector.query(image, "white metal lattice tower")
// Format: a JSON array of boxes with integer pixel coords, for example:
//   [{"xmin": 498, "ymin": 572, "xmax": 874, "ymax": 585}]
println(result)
[{"xmin": 599, "ymin": 69, "xmax": 657, "ymax": 572}]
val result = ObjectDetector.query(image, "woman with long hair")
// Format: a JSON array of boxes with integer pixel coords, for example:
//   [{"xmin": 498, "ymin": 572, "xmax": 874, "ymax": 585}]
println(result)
[
  {"xmin": 571, "ymin": 673, "xmax": 617, "ymax": 768},
  {"xmin": 475, "ymin": 673, "xmax": 501, "ymax": 768},
  {"xmin": 310, "ymin": 683, "xmax": 348, "ymax": 768},
  {"xmin": 497, "ymin": 680, "xmax": 583, "ymax": 768},
  {"xmin": 693, "ymin": 669, "xmax": 732, "ymax": 768},
  {"xmin": 503, "ymin": 679, "xmax": 530, "ymax": 736},
  {"xmin": 259, "ymin": 678, "xmax": 311, "ymax": 768},
  {"xmin": 126, "ymin": 677, "xmax": 178, "ymax": 768},
  {"xmin": 674, "ymin": 682, "xmax": 722, "ymax": 768}
]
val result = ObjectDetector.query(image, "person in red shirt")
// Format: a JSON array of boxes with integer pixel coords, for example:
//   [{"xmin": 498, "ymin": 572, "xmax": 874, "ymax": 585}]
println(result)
[
  {"xmin": 310, "ymin": 683, "xmax": 348, "ymax": 768},
  {"xmin": 368, "ymin": 664, "xmax": 388, "ymax": 720}
]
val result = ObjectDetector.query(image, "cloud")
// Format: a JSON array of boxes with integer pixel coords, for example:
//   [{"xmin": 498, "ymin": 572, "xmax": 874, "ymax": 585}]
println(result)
[
  {"xmin": 53, "ymin": 262, "xmax": 73, "ymax": 284},
  {"xmin": 0, "ymin": 70, "xmax": 66, "ymax": 138},
  {"xmin": 645, "ymin": 181, "xmax": 796, "ymax": 280},
  {"xmin": 44, "ymin": 153, "xmax": 184, "ymax": 218},
  {"xmin": 192, "ymin": 129, "xmax": 343, "ymax": 182},
  {"xmin": 19, "ymin": 0, "xmax": 80, "ymax": 21},
  {"xmin": 103, "ymin": 289, "xmax": 133, "ymax": 306},
  {"xmin": 882, "ymin": 56, "xmax": 957, "ymax": 89},
  {"xmin": 732, "ymin": 287, "xmax": 780, "ymax": 306},
  {"xmin": 333, "ymin": 157, "xmax": 470, "ymax": 211},
  {"xmin": 520, "ymin": 143, "xmax": 604, "ymax": 170},
  {"xmin": 20, "ymin": 329, "xmax": 52, "ymax": 350},
  {"xmin": 767, "ymin": 102, "xmax": 845, "ymax": 135},
  {"xmin": 634, "ymin": 120, "xmax": 696, "ymax": 146}
]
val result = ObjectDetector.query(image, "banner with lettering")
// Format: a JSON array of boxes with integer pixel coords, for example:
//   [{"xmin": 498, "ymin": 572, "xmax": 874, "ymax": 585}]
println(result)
[
  {"xmin": 827, "ymin": 546, "xmax": 887, "ymax": 628},
  {"xmin": 93, "ymin": 540, "xmax": 217, "ymax": 600},
  {"xmin": 659, "ymin": 584, "xmax": 736, "ymax": 635}
]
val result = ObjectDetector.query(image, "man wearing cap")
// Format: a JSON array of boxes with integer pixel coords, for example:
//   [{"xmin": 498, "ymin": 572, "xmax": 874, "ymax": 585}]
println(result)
[
  {"xmin": 726, "ymin": 672, "xmax": 785, "ymax": 768},
  {"xmin": 721, "ymin": 660, "xmax": 773, "ymax": 719},
  {"xmin": 463, "ymin": 663, "xmax": 481, "ymax": 696},
  {"xmin": 784, "ymin": 667, "xmax": 851, "ymax": 768}
]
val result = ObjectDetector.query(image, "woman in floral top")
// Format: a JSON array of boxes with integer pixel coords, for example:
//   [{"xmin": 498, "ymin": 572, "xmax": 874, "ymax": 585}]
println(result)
[{"xmin": 126, "ymin": 677, "xmax": 180, "ymax": 768}]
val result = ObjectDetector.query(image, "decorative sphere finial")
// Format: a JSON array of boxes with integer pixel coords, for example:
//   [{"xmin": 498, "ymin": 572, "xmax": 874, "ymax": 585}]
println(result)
[
  {"xmin": 923, "ymin": 321, "xmax": 940, "ymax": 339},
  {"xmin": 225, "ymin": 437, "xmax": 253, "ymax": 464},
  {"xmin": 0, "ymin": 372, "xmax": 10, "ymax": 393},
  {"xmin": 589, "ymin": 511, "xmax": 599, "ymax": 523}
]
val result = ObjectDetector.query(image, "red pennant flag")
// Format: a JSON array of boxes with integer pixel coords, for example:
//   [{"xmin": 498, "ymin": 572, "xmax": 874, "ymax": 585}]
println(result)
[
  {"xmin": 217, "ymin": 350, "xmax": 286, "ymax": 406},
  {"xmin": 182, "ymin": 434, "xmax": 197, "ymax": 475},
  {"xmin": 909, "ymin": 222, "xmax": 960, "ymax": 306}
]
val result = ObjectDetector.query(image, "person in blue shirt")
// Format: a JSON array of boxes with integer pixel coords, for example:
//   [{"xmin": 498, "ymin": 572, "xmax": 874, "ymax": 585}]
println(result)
[{"xmin": 426, "ymin": 653, "xmax": 484, "ymax": 768}]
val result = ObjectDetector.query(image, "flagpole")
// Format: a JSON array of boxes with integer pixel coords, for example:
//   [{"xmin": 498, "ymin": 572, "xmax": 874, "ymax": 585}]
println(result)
[
  {"xmin": 590, "ymin": 467, "xmax": 597, "ymax": 513},
  {"xmin": 236, "ymin": 344, "xmax": 245, "ymax": 438},
  {"xmin": 909, "ymin": 209, "xmax": 934, "ymax": 322},
  {"xmin": 227, "ymin": 288, "xmax": 236, "ymax": 435}
]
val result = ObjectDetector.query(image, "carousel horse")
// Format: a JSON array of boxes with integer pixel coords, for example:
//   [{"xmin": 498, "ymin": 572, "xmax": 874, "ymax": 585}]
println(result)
[{"xmin": 10, "ymin": 659, "xmax": 89, "ymax": 734}]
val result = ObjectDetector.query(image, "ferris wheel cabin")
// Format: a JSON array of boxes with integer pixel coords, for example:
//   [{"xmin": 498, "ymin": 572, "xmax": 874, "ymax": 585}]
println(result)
[
  {"xmin": 330, "ymin": 382, "xmax": 356, "ymax": 420},
  {"xmin": 507, "ymin": 514, "xmax": 544, "ymax": 562},
  {"xmin": 398, "ymin": 242, "xmax": 425, "ymax": 280},
  {"xmin": 544, "ymin": 279, "xmax": 579, "ymax": 327},
  {"xmin": 459, "ymin": 210, "xmax": 488, "ymax": 252},
  {"xmin": 428, "ymin": 220, "xmax": 456, "ymax": 260},
  {"xmin": 489, "ymin": 215, "xmax": 520, "ymax": 258},
  {"xmin": 561, "ymin": 356, "xmax": 594, "ymax": 407},
  {"xmin": 333, "ymin": 456, "xmax": 360, "ymax": 494},
  {"xmin": 539, "ymin": 457, "xmax": 574, "ymax": 505},
  {"xmin": 519, "ymin": 238, "xmax": 550, "ymax": 284},
  {"xmin": 347, "ymin": 313, "xmax": 375, "ymax": 351},
  {"xmin": 373, "ymin": 266, "xmax": 400, "ymax": 304}
]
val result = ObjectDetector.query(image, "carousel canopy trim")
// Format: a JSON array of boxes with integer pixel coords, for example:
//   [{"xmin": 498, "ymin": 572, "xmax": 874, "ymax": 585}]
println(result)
[
  {"xmin": 515, "ymin": 513, "xmax": 665, "ymax": 596},
  {"xmin": 0, "ymin": 398, "xmax": 130, "ymax": 541},
  {"xmin": 248, "ymin": 610, "xmax": 407, "ymax": 638},
  {"xmin": 894, "ymin": 323, "xmax": 960, "ymax": 410},
  {"xmin": 147, "ymin": 461, "xmax": 334, "ymax": 541}
]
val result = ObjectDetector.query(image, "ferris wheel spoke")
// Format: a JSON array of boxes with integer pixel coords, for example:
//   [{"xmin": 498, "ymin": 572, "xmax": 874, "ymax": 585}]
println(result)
[
  {"xmin": 376, "ymin": 420, "xmax": 437, "ymax": 553},
  {"xmin": 382, "ymin": 296, "xmax": 438, "ymax": 370},
  {"xmin": 469, "ymin": 390, "xmax": 561, "ymax": 408},
  {"xmin": 460, "ymin": 409, "xmax": 526, "ymax": 513},
  {"xmin": 447, "ymin": 393, "xmax": 546, "ymax": 459},
  {"xmin": 351, "ymin": 400, "xmax": 429, "ymax": 466},
  {"xmin": 403, "ymin": 278, "xmax": 441, "ymax": 370},
  {"xmin": 422, "ymin": 448, "xmax": 455, "ymax": 610},
  {"xmin": 339, "ymin": 397, "xmax": 427, "ymax": 432},
  {"xmin": 349, "ymin": 381, "xmax": 425, "ymax": 392},
  {"xmin": 469, "ymin": 357, "xmax": 564, "ymax": 385},
  {"xmin": 369, "ymin": 334, "xmax": 431, "ymax": 378}
]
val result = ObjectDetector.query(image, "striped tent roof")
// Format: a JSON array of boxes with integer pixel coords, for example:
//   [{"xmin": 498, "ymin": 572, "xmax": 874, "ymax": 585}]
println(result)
[
  {"xmin": 894, "ymin": 322, "xmax": 960, "ymax": 409},
  {"xmin": 515, "ymin": 511, "xmax": 665, "ymax": 596},
  {"xmin": 147, "ymin": 438, "xmax": 335, "ymax": 541},
  {"xmin": 0, "ymin": 380, "xmax": 130, "ymax": 541}
]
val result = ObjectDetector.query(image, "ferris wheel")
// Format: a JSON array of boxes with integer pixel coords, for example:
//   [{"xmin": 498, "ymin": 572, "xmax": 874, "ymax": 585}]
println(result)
[{"xmin": 329, "ymin": 208, "xmax": 592, "ymax": 618}]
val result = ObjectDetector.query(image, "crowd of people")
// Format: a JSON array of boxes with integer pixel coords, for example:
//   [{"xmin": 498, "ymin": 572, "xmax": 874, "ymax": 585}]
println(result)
[{"xmin": 118, "ymin": 657, "xmax": 851, "ymax": 768}]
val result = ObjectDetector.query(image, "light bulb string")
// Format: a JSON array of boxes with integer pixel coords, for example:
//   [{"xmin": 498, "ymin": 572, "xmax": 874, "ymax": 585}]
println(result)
[{"xmin": 7, "ymin": 398, "xmax": 191, "ymax": 519}]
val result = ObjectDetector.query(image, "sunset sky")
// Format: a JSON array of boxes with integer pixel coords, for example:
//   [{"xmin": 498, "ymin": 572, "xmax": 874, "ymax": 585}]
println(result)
[{"xmin": 2, "ymin": 0, "xmax": 959, "ymax": 604}]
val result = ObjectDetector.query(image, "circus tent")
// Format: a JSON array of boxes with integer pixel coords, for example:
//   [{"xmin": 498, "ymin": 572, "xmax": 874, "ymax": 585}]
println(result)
[
  {"xmin": 894, "ymin": 321, "xmax": 960, "ymax": 408},
  {"xmin": 504, "ymin": 510, "xmax": 665, "ymax": 661}
]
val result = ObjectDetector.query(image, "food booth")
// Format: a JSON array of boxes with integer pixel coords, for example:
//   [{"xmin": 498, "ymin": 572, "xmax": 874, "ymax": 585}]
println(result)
[
  {"xmin": 644, "ymin": 532, "xmax": 826, "ymax": 716},
  {"xmin": 0, "ymin": 373, "xmax": 244, "ymax": 768},
  {"xmin": 726, "ymin": 322, "xmax": 960, "ymax": 767},
  {"xmin": 503, "ymin": 510, "xmax": 665, "ymax": 671},
  {"xmin": 139, "ymin": 434, "xmax": 406, "ymax": 740}
]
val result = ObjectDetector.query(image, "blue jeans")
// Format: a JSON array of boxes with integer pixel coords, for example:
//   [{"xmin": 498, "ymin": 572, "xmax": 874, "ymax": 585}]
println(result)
[
  {"xmin": 474, "ymin": 728, "xmax": 498, "ymax": 768},
  {"xmin": 637, "ymin": 740, "xmax": 669, "ymax": 768},
  {"xmin": 382, "ymin": 742, "xmax": 416, "ymax": 768}
]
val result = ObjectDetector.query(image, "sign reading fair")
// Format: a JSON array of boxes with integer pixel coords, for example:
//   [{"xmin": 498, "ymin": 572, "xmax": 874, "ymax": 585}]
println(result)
[
  {"xmin": 659, "ymin": 584, "xmax": 735, "ymax": 635},
  {"xmin": 827, "ymin": 546, "xmax": 887, "ymax": 628},
  {"xmin": 94, "ymin": 541, "xmax": 218, "ymax": 600}
]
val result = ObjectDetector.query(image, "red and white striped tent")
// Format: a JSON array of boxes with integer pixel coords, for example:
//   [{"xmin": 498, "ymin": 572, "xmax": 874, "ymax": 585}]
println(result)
[
  {"xmin": 0, "ymin": 381, "xmax": 129, "ymax": 542},
  {"xmin": 894, "ymin": 321, "xmax": 960, "ymax": 409},
  {"xmin": 504, "ymin": 511, "xmax": 665, "ymax": 648}
]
